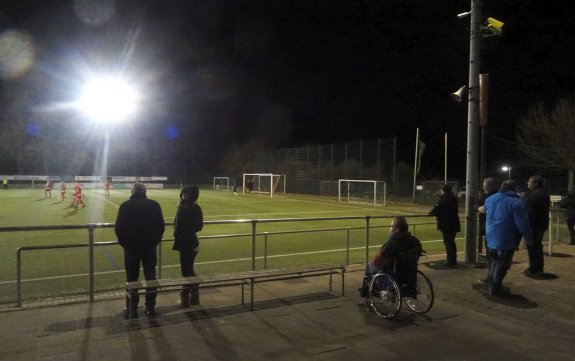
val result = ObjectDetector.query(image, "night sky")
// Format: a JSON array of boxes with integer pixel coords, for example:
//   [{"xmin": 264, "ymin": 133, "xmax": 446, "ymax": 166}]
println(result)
[{"xmin": 1, "ymin": 0, "xmax": 574, "ymax": 182}]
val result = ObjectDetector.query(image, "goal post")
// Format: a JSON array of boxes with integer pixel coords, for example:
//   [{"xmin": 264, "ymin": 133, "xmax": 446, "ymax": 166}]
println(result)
[
  {"xmin": 213, "ymin": 177, "xmax": 231, "ymax": 191},
  {"xmin": 338, "ymin": 179, "xmax": 387, "ymax": 206},
  {"xmin": 242, "ymin": 173, "xmax": 286, "ymax": 198}
]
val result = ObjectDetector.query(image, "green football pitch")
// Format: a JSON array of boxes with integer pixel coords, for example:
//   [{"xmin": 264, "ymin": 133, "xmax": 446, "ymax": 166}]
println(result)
[{"xmin": 0, "ymin": 187, "xmax": 456, "ymax": 304}]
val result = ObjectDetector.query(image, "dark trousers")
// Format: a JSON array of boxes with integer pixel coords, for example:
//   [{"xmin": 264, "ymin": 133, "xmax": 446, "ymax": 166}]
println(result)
[
  {"xmin": 487, "ymin": 249, "xmax": 515, "ymax": 294},
  {"xmin": 124, "ymin": 247, "xmax": 157, "ymax": 310},
  {"xmin": 567, "ymin": 218, "xmax": 575, "ymax": 244},
  {"xmin": 527, "ymin": 228, "xmax": 546, "ymax": 273},
  {"xmin": 442, "ymin": 230, "xmax": 458, "ymax": 264},
  {"xmin": 178, "ymin": 249, "xmax": 198, "ymax": 293}
]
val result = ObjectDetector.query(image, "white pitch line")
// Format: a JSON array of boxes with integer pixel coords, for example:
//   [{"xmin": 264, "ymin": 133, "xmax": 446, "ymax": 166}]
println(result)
[{"xmin": 91, "ymin": 194, "xmax": 121, "ymax": 208}]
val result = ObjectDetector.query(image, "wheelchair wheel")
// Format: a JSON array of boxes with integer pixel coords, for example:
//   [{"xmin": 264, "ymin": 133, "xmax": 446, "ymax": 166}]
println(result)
[
  {"xmin": 368, "ymin": 273, "xmax": 401, "ymax": 319},
  {"xmin": 403, "ymin": 270, "xmax": 434, "ymax": 314}
]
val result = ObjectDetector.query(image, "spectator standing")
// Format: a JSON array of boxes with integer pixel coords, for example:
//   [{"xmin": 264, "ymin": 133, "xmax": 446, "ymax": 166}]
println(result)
[
  {"xmin": 429, "ymin": 184, "xmax": 461, "ymax": 267},
  {"xmin": 115, "ymin": 183, "xmax": 165, "ymax": 318},
  {"xmin": 484, "ymin": 180, "xmax": 533, "ymax": 296},
  {"xmin": 476, "ymin": 178, "xmax": 499, "ymax": 281},
  {"xmin": 2, "ymin": 178, "xmax": 7, "ymax": 190},
  {"xmin": 173, "ymin": 185, "xmax": 204, "ymax": 307},
  {"xmin": 559, "ymin": 192, "xmax": 575, "ymax": 245},
  {"xmin": 522, "ymin": 175, "xmax": 550, "ymax": 275}
]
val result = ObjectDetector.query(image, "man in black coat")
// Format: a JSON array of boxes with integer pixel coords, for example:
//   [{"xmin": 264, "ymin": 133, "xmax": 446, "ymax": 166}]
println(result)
[
  {"xmin": 429, "ymin": 184, "xmax": 461, "ymax": 267},
  {"xmin": 522, "ymin": 175, "xmax": 550, "ymax": 275},
  {"xmin": 115, "ymin": 182, "xmax": 165, "ymax": 318},
  {"xmin": 559, "ymin": 192, "xmax": 575, "ymax": 245}
]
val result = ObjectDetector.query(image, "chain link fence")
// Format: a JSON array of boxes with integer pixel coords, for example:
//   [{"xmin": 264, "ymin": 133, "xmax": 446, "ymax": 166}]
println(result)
[{"xmin": 252, "ymin": 139, "xmax": 398, "ymax": 197}]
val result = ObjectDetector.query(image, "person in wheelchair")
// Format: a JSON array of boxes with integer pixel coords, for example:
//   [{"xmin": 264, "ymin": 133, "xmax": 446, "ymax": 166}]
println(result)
[{"xmin": 360, "ymin": 216, "xmax": 423, "ymax": 297}]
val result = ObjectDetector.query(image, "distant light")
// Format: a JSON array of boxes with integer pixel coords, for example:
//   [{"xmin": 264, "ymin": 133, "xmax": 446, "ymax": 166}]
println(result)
[
  {"xmin": 0, "ymin": 30, "xmax": 35, "ymax": 79},
  {"xmin": 501, "ymin": 166, "xmax": 510, "ymax": 172},
  {"xmin": 78, "ymin": 77, "xmax": 139, "ymax": 123}
]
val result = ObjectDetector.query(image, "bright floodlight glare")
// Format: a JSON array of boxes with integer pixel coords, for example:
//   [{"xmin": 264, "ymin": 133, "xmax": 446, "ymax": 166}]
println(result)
[
  {"xmin": 78, "ymin": 78, "xmax": 138, "ymax": 123},
  {"xmin": 501, "ymin": 166, "xmax": 509, "ymax": 172}
]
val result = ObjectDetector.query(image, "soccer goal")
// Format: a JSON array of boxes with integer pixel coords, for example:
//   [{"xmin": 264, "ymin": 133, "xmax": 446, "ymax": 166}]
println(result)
[
  {"xmin": 213, "ymin": 177, "xmax": 232, "ymax": 191},
  {"xmin": 243, "ymin": 173, "xmax": 286, "ymax": 198},
  {"xmin": 338, "ymin": 179, "xmax": 387, "ymax": 206}
]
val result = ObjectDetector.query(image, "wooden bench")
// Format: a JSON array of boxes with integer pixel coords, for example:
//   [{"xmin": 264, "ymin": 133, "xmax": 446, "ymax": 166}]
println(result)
[{"xmin": 125, "ymin": 264, "xmax": 346, "ymax": 325}]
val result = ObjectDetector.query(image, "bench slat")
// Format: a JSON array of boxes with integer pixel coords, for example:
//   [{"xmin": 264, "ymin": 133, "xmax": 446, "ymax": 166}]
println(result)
[{"xmin": 125, "ymin": 263, "xmax": 346, "ymax": 327}]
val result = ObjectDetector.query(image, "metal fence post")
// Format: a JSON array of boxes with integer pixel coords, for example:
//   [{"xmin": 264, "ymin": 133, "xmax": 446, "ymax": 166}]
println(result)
[
  {"xmin": 548, "ymin": 211, "xmax": 553, "ymax": 256},
  {"xmin": 16, "ymin": 248, "xmax": 22, "ymax": 307},
  {"xmin": 251, "ymin": 220, "xmax": 257, "ymax": 271},
  {"xmin": 346, "ymin": 228, "xmax": 350, "ymax": 266},
  {"xmin": 365, "ymin": 216, "xmax": 371, "ymax": 265},
  {"xmin": 88, "ymin": 224, "xmax": 95, "ymax": 302},
  {"xmin": 264, "ymin": 232, "xmax": 269, "ymax": 269}
]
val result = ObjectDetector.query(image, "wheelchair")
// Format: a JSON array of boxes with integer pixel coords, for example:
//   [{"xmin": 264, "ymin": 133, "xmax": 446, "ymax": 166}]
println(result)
[
  {"xmin": 365, "ymin": 269, "xmax": 434, "ymax": 319},
  {"xmin": 364, "ymin": 248, "xmax": 434, "ymax": 319}
]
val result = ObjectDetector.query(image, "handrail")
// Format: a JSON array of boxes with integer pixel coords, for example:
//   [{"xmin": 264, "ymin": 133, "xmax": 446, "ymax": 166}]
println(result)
[{"xmin": 5, "ymin": 214, "xmax": 467, "ymax": 307}]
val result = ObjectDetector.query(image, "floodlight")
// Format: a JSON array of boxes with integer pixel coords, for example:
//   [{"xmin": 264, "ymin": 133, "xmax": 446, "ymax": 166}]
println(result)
[
  {"xmin": 457, "ymin": 11, "xmax": 471, "ymax": 19},
  {"xmin": 451, "ymin": 85, "xmax": 467, "ymax": 102},
  {"xmin": 78, "ymin": 77, "xmax": 139, "ymax": 123}
]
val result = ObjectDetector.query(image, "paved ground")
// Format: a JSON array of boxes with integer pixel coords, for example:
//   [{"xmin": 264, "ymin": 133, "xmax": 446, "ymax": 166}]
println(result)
[{"xmin": 1, "ymin": 244, "xmax": 574, "ymax": 361}]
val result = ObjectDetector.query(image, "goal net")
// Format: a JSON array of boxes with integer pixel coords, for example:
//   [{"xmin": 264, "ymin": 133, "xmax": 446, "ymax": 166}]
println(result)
[
  {"xmin": 338, "ymin": 179, "xmax": 387, "ymax": 206},
  {"xmin": 213, "ymin": 177, "xmax": 232, "ymax": 191},
  {"xmin": 243, "ymin": 173, "xmax": 286, "ymax": 198}
]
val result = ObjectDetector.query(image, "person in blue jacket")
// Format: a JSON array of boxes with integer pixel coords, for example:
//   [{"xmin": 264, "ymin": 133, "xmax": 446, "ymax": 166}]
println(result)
[{"xmin": 484, "ymin": 180, "xmax": 533, "ymax": 296}]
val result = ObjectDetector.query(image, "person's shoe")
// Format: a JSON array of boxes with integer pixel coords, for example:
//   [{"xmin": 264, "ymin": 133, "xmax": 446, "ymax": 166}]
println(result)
[
  {"xmin": 189, "ymin": 289, "xmax": 200, "ymax": 305},
  {"xmin": 179, "ymin": 292, "xmax": 190, "ymax": 308},
  {"xmin": 523, "ymin": 267, "xmax": 543, "ymax": 276},
  {"xmin": 358, "ymin": 286, "xmax": 368, "ymax": 298},
  {"xmin": 144, "ymin": 307, "xmax": 157, "ymax": 317},
  {"xmin": 477, "ymin": 278, "xmax": 488, "ymax": 285},
  {"xmin": 122, "ymin": 308, "xmax": 138, "ymax": 320}
]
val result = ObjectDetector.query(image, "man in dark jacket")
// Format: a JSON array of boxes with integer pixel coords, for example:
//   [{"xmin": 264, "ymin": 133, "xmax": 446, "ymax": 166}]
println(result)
[
  {"xmin": 485, "ymin": 180, "xmax": 532, "ymax": 295},
  {"xmin": 559, "ymin": 192, "xmax": 575, "ymax": 245},
  {"xmin": 522, "ymin": 175, "xmax": 550, "ymax": 275},
  {"xmin": 360, "ymin": 216, "xmax": 422, "ymax": 297},
  {"xmin": 429, "ymin": 184, "xmax": 461, "ymax": 267},
  {"xmin": 115, "ymin": 182, "xmax": 165, "ymax": 318}
]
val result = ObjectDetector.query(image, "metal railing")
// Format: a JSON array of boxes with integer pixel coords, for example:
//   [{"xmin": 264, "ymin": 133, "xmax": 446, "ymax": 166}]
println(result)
[
  {"xmin": 4, "ymin": 210, "xmax": 570, "ymax": 307},
  {"xmin": 6, "ymin": 215, "xmax": 437, "ymax": 306}
]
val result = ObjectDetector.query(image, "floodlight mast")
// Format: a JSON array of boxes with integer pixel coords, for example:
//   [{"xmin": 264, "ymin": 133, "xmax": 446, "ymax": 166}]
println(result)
[{"xmin": 463, "ymin": 0, "xmax": 482, "ymax": 264}]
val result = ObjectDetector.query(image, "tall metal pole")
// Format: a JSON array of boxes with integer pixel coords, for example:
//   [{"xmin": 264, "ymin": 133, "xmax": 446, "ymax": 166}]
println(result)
[
  {"xmin": 444, "ymin": 132, "xmax": 448, "ymax": 183},
  {"xmin": 464, "ymin": 0, "xmax": 482, "ymax": 264},
  {"xmin": 412, "ymin": 128, "xmax": 420, "ymax": 202}
]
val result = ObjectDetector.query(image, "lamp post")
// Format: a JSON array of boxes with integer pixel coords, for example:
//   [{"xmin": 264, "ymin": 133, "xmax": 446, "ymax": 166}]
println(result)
[
  {"xmin": 501, "ymin": 166, "xmax": 511, "ymax": 179},
  {"xmin": 462, "ymin": 0, "xmax": 482, "ymax": 264}
]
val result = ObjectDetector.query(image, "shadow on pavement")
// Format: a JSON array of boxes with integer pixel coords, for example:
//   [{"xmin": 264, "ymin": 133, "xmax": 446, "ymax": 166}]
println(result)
[{"xmin": 471, "ymin": 283, "xmax": 538, "ymax": 309}]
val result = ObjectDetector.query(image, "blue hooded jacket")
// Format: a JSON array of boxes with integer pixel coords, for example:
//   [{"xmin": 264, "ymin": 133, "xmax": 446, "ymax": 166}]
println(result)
[{"xmin": 484, "ymin": 190, "xmax": 533, "ymax": 251}]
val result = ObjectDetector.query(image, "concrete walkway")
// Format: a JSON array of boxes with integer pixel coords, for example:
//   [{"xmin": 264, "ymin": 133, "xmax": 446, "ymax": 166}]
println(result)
[{"xmin": 1, "ymin": 244, "xmax": 574, "ymax": 360}]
